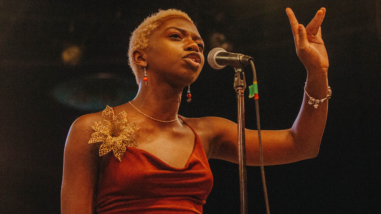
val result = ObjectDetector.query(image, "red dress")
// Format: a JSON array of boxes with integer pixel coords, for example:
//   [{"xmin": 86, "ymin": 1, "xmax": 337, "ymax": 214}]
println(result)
[{"xmin": 96, "ymin": 119, "xmax": 214, "ymax": 214}]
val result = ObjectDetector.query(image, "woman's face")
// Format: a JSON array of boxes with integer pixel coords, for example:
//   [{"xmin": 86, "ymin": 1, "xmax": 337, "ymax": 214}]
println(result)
[{"xmin": 144, "ymin": 18, "xmax": 205, "ymax": 87}]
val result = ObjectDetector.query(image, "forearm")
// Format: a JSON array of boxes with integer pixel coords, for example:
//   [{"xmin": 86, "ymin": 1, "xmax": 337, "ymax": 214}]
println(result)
[{"xmin": 290, "ymin": 68, "xmax": 329, "ymax": 158}]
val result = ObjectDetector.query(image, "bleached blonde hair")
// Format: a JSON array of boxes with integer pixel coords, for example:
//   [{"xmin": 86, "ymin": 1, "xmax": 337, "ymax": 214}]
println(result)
[{"xmin": 128, "ymin": 9, "xmax": 193, "ymax": 84}]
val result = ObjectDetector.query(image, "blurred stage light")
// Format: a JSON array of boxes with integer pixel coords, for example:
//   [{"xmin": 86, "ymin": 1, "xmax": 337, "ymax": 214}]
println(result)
[
  {"xmin": 209, "ymin": 32, "xmax": 233, "ymax": 51},
  {"xmin": 52, "ymin": 73, "xmax": 138, "ymax": 111},
  {"xmin": 61, "ymin": 45, "xmax": 83, "ymax": 66}
]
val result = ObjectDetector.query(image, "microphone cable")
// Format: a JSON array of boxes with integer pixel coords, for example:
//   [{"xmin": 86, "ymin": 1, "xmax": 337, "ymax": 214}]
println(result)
[{"xmin": 249, "ymin": 59, "xmax": 271, "ymax": 214}]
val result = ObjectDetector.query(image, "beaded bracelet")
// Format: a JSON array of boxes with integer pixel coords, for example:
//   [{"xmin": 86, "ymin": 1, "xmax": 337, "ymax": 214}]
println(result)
[{"xmin": 304, "ymin": 86, "xmax": 332, "ymax": 109}]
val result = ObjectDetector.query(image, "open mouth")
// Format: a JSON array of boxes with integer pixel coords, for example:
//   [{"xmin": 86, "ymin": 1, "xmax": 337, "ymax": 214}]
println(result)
[{"xmin": 184, "ymin": 53, "xmax": 201, "ymax": 68}]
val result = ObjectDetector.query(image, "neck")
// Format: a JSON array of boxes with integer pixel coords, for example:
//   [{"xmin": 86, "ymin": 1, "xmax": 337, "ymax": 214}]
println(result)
[{"xmin": 131, "ymin": 80, "xmax": 184, "ymax": 122}]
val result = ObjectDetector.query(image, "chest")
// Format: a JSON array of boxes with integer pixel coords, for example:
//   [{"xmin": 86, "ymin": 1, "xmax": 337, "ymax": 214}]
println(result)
[
  {"xmin": 96, "ymin": 134, "xmax": 214, "ymax": 212},
  {"xmin": 134, "ymin": 126, "xmax": 199, "ymax": 168}
]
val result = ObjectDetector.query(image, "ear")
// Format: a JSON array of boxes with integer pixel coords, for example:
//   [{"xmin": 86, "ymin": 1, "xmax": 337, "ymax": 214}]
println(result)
[{"xmin": 133, "ymin": 50, "xmax": 147, "ymax": 67}]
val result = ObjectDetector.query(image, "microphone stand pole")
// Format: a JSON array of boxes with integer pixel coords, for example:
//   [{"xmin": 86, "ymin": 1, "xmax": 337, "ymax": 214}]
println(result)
[{"xmin": 234, "ymin": 67, "xmax": 248, "ymax": 214}]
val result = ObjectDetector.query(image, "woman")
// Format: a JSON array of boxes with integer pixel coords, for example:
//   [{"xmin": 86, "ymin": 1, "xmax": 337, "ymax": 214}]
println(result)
[{"xmin": 61, "ymin": 8, "xmax": 330, "ymax": 214}]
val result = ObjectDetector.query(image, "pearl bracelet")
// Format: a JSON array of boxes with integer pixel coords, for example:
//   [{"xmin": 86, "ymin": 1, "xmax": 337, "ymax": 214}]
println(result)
[{"xmin": 304, "ymin": 86, "xmax": 332, "ymax": 109}]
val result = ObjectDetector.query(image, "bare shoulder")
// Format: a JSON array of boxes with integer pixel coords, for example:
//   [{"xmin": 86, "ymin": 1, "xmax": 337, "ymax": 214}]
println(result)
[
  {"xmin": 65, "ymin": 111, "xmax": 104, "ymax": 152},
  {"xmin": 70, "ymin": 112, "xmax": 103, "ymax": 133},
  {"xmin": 179, "ymin": 116, "xmax": 237, "ymax": 157},
  {"xmin": 62, "ymin": 111, "xmax": 104, "ymax": 213},
  {"xmin": 181, "ymin": 116, "xmax": 236, "ymax": 133}
]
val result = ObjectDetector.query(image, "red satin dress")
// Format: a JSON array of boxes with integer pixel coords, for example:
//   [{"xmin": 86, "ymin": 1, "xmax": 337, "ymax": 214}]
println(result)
[{"xmin": 96, "ymin": 119, "xmax": 214, "ymax": 214}]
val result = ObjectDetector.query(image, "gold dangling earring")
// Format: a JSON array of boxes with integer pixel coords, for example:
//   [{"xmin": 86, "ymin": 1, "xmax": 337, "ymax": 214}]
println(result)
[
  {"xmin": 187, "ymin": 85, "xmax": 192, "ymax": 102},
  {"xmin": 143, "ymin": 67, "xmax": 148, "ymax": 86}
]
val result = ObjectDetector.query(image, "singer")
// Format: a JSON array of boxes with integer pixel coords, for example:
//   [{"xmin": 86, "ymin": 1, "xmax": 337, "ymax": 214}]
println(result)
[{"xmin": 61, "ymin": 7, "xmax": 329, "ymax": 214}]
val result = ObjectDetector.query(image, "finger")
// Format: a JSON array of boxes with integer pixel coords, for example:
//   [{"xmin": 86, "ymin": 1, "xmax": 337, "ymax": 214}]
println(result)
[
  {"xmin": 286, "ymin": 8, "xmax": 300, "ymax": 30},
  {"xmin": 286, "ymin": 8, "xmax": 299, "ymax": 24},
  {"xmin": 319, "ymin": 7, "xmax": 326, "ymax": 26},
  {"xmin": 317, "ymin": 7, "xmax": 326, "ymax": 25},
  {"xmin": 316, "ymin": 8, "xmax": 326, "ymax": 37},
  {"xmin": 306, "ymin": 8, "xmax": 326, "ymax": 35},
  {"xmin": 286, "ymin": 8, "xmax": 300, "ymax": 44},
  {"xmin": 298, "ymin": 24, "xmax": 309, "ymax": 50},
  {"xmin": 320, "ymin": 7, "xmax": 326, "ymax": 20},
  {"xmin": 316, "ymin": 26, "xmax": 322, "ymax": 38},
  {"xmin": 306, "ymin": 10, "xmax": 323, "ymax": 35}
]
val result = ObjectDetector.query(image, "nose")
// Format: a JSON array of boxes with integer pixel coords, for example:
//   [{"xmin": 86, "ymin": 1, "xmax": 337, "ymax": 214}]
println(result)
[{"xmin": 186, "ymin": 41, "xmax": 199, "ymax": 52}]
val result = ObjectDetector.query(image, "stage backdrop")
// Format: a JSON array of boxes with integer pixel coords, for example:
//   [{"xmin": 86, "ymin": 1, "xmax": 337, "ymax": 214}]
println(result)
[{"xmin": 1, "ymin": 0, "xmax": 380, "ymax": 213}]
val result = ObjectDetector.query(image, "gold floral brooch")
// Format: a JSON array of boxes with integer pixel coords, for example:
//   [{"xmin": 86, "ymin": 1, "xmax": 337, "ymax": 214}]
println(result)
[{"xmin": 88, "ymin": 106, "xmax": 139, "ymax": 162}]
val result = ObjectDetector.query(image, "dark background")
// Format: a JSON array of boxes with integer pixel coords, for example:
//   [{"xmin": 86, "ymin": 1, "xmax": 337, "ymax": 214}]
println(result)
[{"xmin": 1, "ymin": 0, "xmax": 380, "ymax": 213}]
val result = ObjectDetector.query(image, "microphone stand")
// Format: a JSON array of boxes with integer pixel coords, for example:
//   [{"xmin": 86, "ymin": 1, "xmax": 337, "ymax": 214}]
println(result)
[{"xmin": 234, "ymin": 66, "xmax": 248, "ymax": 214}]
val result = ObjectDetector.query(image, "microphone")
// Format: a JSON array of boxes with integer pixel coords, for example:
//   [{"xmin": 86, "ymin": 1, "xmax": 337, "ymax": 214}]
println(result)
[{"xmin": 207, "ymin": 47, "xmax": 253, "ymax": 70}]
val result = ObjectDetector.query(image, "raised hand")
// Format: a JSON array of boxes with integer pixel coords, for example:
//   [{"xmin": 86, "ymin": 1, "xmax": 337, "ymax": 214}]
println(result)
[{"xmin": 286, "ymin": 8, "xmax": 329, "ymax": 74}]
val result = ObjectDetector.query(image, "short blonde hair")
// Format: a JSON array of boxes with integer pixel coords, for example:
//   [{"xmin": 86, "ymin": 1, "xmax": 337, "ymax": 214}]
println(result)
[{"xmin": 128, "ymin": 9, "xmax": 193, "ymax": 84}]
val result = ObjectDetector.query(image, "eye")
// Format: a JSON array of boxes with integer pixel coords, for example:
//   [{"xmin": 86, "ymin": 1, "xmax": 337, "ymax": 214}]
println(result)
[{"xmin": 169, "ymin": 33, "xmax": 182, "ymax": 39}]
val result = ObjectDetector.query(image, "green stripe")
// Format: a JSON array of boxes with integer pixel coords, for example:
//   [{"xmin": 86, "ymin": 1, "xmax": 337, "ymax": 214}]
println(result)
[{"xmin": 249, "ymin": 85, "xmax": 255, "ymax": 98}]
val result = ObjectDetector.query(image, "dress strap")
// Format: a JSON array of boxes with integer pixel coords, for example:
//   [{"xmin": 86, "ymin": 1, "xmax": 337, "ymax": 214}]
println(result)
[
  {"xmin": 177, "ymin": 115, "xmax": 203, "ymax": 147},
  {"xmin": 178, "ymin": 115, "xmax": 195, "ymax": 133}
]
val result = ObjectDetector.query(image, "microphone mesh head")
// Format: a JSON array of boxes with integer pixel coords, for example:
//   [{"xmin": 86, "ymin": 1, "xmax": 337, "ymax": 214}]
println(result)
[{"xmin": 207, "ymin": 47, "xmax": 227, "ymax": 70}]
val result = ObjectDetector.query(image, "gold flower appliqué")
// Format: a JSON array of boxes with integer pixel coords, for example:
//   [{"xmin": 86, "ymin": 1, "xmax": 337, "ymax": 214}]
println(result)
[{"xmin": 88, "ymin": 106, "xmax": 139, "ymax": 162}]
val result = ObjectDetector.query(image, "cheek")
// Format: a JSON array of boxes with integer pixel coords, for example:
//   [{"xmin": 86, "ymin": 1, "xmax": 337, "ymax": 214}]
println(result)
[
  {"xmin": 150, "ymin": 53, "xmax": 180, "ymax": 69},
  {"xmin": 148, "ymin": 43, "xmax": 181, "ymax": 64}
]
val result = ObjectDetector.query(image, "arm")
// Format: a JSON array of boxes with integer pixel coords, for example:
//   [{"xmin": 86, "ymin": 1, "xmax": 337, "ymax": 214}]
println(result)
[
  {"xmin": 209, "ymin": 8, "xmax": 329, "ymax": 166},
  {"xmin": 286, "ymin": 7, "xmax": 329, "ymax": 157},
  {"xmin": 61, "ymin": 115, "xmax": 100, "ymax": 214}
]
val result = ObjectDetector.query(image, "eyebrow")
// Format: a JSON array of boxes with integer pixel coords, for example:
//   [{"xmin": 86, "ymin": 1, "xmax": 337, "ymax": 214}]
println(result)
[{"xmin": 165, "ymin": 27, "xmax": 204, "ymax": 44}]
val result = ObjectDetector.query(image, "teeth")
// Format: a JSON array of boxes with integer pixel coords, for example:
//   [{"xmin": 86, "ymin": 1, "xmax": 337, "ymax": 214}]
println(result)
[
  {"xmin": 185, "ymin": 56, "xmax": 199, "ymax": 64},
  {"xmin": 188, "ymin": 58, "xmax": 195, "ymax": 62}
]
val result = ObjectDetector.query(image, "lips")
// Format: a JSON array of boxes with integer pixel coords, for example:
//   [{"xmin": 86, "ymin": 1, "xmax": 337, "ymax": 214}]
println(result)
[{"xmin": 183, "ymin": 53, "xmax": 202, "ymax": 68}]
